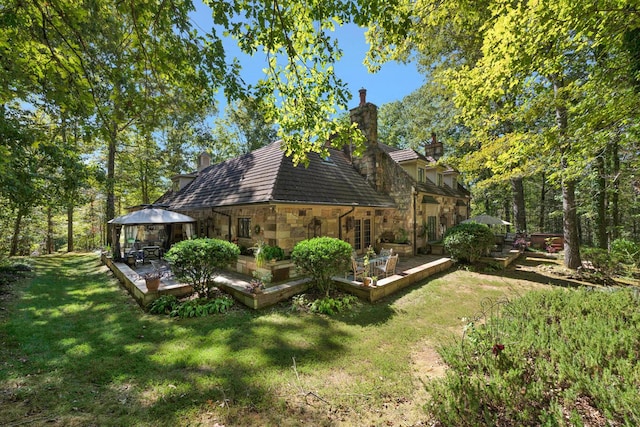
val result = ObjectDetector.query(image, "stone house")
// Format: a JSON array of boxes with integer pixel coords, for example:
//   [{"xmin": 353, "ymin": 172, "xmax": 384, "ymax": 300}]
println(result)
[{"xmin": 157, "ymin": 89, "xmax": 470, "ymax": 256}]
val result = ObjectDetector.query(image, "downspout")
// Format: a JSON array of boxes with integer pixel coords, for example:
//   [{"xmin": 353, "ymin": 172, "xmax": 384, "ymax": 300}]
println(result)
[
  {"xmin": 339, "ymin": 205, "xmax": 357, "ymax": 240},
  {"xmin": 212, "ymin": 209, "xmax": 231, "ymax": 241},
  {"xmin": 413, "ymin": 188, "xmax": 418, "ymax": 256}
]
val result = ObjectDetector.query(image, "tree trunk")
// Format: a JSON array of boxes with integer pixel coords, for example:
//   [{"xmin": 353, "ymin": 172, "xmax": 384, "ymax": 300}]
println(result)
[
  {"xmin": 67, "ymin": 204, "xmax": 74, "ymax": 252},
  {"xmin": 106, "ymin": 127, "xmax": 117, "ymax": 247},
  {"xmin": 511, "ymin": 177, "xmax": 527, "ymax": 233},
  {"xmin": 539, "ymin": 173, "xmax": 546, "ymax": 231},
  {"xmin": 10, "ymin": 208, "xmax": 24, "ymax": 257},
  {"xmin": 553, "ymin": 76, "xmax": 581, "ymax": 269},
  {"xmin": 47, "ymin": 206, "xmax": 54, "ymax": 254},
  {"xmin": 610, "ymin": 138, "xmax": 620, "ymax": 240},
  {"xmin": 595, "ymin": 151, "xmax": 607, "ymax": 248}
]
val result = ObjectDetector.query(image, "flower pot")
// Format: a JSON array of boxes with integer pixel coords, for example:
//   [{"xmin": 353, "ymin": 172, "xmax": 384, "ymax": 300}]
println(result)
[
  {"xmin": 363, "ymin": 277, "xmax": 372, "ymax": 287},
  {"xmin": 145, "ymin": 277, "xmax": 160, "ymax": 292}
]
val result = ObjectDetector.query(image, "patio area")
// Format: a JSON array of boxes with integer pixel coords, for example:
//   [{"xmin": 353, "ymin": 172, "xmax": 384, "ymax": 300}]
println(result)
[{"xmin": 102, "ymin": 250, "xmax": 523, "ymax": 309}]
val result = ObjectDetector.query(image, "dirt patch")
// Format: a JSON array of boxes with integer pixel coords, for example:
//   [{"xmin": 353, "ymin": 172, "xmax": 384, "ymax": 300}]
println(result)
[{"xmin": 411, "ymin": 341, "xmax": 447, "ymax": 384}]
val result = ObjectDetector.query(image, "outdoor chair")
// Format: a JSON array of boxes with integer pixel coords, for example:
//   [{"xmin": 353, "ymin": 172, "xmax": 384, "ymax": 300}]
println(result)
[
  {"xmin": 376, "ymin": 254, "xmax": 399, "ymax": 278},
  {"xmin": 350, "ymin": 257, "xmax": 366, "ymax": 281},
  {"xmin": 379, "ymin": 248, "xmax": 393, "ymax": 258}
]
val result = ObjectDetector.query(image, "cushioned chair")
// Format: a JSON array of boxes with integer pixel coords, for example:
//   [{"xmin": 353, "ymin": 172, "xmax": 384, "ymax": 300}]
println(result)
[
  {"xmin": 376, "ymin": 254, "xmax": 399, "ymax": 278},
  {"xmin": 379, "ymin": 248, "xmax": 392, "ymax": 258}
]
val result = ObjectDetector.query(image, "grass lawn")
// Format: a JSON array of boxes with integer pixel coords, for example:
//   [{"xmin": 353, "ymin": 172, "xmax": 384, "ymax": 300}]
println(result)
[{"xmin": 0, "ymin": 253, "xmax": 553, "ymax": 426}]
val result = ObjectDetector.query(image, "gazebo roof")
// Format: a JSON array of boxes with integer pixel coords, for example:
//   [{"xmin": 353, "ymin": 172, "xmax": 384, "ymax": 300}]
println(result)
[{"xmin": 108, "ymin": 208, "xmax": 196, "ymax": 225}]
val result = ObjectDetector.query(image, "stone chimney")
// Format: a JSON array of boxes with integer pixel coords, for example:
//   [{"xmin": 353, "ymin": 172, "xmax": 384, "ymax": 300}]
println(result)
[
  {"xmin": 349, "ymin": 88, "xmax": 378, "ymax": 145},
  {"xmin": 424, "ymin": 132, "xmax": 444, "ymax": 160},
  {"xmin": 197, "ymin": 152, "xmax": 211, "ymax": 172}
]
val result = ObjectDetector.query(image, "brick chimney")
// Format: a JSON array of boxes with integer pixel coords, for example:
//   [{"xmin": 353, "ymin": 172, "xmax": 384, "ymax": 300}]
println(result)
[{"xmin": 424, "ymin": 132, "xmax": 444, "ymax": 160}]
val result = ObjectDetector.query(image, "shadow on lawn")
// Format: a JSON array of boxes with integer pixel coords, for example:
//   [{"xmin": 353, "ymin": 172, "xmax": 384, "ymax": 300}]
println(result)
[
  {"xmin": 0, "ymin": 253, "xmax": 355, "ymax": 426},
  {"xmin": 478, "ymin": 256, "xmax": 595, "ymax": 289}
]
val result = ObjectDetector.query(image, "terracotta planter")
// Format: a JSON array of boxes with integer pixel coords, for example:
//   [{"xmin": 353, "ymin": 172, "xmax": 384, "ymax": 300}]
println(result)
[
  {"xmin": 363, "ymin": 277, "xmax": 372, "ymax": 287},
  {"xmin": 145, "ymin": 277, "xmax": 160, "ymax": 292}
]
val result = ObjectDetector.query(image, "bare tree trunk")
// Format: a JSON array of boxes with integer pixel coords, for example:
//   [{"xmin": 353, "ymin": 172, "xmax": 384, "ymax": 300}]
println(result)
[
  {"xmin": 67, "ymin": 205, "xmax": 74, "ymax": 252},
  {"xmin": 46, "ymin": 206, "xmax": 54, "ymax": 254},
  {"xmin": 610, "ymin": 138, "xmax": 620, "ymax": 240},
  {"xmin": 106, "ymin": 127, "xmax": 117, "ymax": 248},
  {"xmin": 553, "ymin": 76, "xmax": 581, "ymax": 269},
  {"xmin": 10, "ymin": 208, "xmax": 24, "ymax": 257},
  {"xmin": 595, "ymin": 151, "xmax": 607, "ymax": 249},
  {"xmin": 539, "ymin": 173, "xmax": 546, "ymax": 231},
  {"xmin": 511, "ymin": 177, "xmax": 527, "ymax": 233}
]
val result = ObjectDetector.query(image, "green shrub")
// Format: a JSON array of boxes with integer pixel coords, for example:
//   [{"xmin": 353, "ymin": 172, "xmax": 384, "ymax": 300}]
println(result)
[
  {"xmin": 443, "ymin": 222, "xmax": 495, "ymax": 263},
  {"xmin": 171, "ymin": 297, "xmax": 234, "ymax": 318},
  {"xmin": 610, "ymin": 238, "xmax": 640, "ymax": 267},
  {"xmin": 581, "ymin": 246, "xmax": 617, "ymax": 274},
  {"xmin": 164, "ymin": 238, "xmax": 240, "ymax": 299},
  {"xmin": 291, "ymin": 237, "xmax": 352, "ymax": 296},
  {"xmin": 426, "ymin": 289, "xmax": 640, "ymax": 425},
  {"xmin": 309, "ymin": 295, "xmax": 359, "ymax": 315},
  {"xmin": 147, "ymin": 295, "xmax": 179, "ymax": 314},
  {"xmin": 261, "ymin": 244, "xmax": 285, "ymax": 262}
]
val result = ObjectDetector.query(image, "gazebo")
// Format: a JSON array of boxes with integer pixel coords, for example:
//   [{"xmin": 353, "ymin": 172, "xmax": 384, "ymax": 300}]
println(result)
[{"xmin": 108, "ymin": 207, "xmax": 196, "ymax": 262}]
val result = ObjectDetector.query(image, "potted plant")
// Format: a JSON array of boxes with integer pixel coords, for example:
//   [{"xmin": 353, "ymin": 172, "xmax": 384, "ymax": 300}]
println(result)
[
  {"xmin": 362, "ymin": 246, "xmax": 376, "ymax": 286},
  {"xmin": 139, "ymin": 261, "xmax": 169, "ymax": 292}
]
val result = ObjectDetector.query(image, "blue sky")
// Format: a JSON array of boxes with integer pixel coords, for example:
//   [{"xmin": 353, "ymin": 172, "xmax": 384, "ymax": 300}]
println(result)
[{"xmin": 190, "ymin": 4, "xmax": 425, "ymax": 113}]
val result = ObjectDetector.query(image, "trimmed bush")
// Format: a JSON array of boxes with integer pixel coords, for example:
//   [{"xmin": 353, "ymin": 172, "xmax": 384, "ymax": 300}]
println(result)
[
  {"xmin": 291, "ymin": 237, "xmax": 352, "ymax": 296},
  {"xmin": 443, "ymin": 222, "xmax": 495, "ymax": 263},
  {"xmin": 261, "ymin": 244, "xmax": 285, "ymax": 261},
  {"xmin": 164, "ymin": 238, "xmax": 240, "ymax": 299}
]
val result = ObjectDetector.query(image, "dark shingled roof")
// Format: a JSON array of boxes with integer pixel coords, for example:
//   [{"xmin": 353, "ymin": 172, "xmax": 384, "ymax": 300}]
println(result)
[{"xmin": 161, "ymin": 141, "xmax": 395, "ymax": 210}]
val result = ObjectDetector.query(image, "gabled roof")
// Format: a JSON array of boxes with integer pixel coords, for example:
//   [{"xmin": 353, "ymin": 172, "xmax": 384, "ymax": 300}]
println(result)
[
  {"xmin": 377, "ymin": 142, "xmax": 469, "ymax": 200},
  {"xmin": 160, "ymin": 141, "xmax": 395, "ymax": 210},
  {"xmin": 379, "ymin": 143, "xmax": 439, "ymax": 163}
]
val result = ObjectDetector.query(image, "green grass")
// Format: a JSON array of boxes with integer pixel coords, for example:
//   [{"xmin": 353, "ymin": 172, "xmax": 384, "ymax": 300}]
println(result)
[{"xmin": 0, "ymin": 253, "xmax": 547, "ymax": 426}]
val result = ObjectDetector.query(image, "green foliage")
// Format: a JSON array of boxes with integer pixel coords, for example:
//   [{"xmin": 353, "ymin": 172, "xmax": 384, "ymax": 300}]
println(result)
[
  {"xmin": 164, "ymin": 238, "xmax": 240, "ymax": 299},
  {"xmin": 291, "ymin": 237, "xmax": 352, "ymax": 296},
  {"xmin": 427, "ymin": 289, "xmax": 640, "ymax": 425},
  {"xmin": 147, "ymin": 295, "xmax": 179, "ymax": 315},
  {"xmin": 581, "ymin": 247, "xmax": 617, "ymax": 275},
  {"xmin": 395, "ymin": 228, "xmax": 409, "ymax": 244},
  {"xmin": 260, "ymin": 245, "xmax": 285, "ymax": 262},
  {"xmin": 309, "ymin": 295, "xmax": 359, "ymax": 316},
  {"xmin": 443, "ymin": 222, "xmax": 494, "ymax": 263},
  {"xmin": 170, "ymin": 297, "xmax": 234, "ymax": 318},
  {"xmin": 610, "ymin": 238, "xmax": 640, "ymax": 267}
]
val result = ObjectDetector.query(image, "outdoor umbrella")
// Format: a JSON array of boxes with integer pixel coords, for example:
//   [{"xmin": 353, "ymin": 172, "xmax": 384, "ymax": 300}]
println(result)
[
  {"xmin": 108, "ymin": 208, "xmax": 195, "ymax": 225},
  {"xmin": 462, "ymin": 214, "xmax": 511, "ymax": 226}
]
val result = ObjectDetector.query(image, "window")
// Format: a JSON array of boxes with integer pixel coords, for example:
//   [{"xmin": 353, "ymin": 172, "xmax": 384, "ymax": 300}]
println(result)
[
  {"xmin": 418, "ymin": 168, "xmax": 425, "ymax": 183},
  {"xmin": 238, "ymin": 218, "xmax": 251, "ymax": 238},
  {"xmin": 354, "ymin": 220, "xmax": 362, "ymax": 251},
  {"xmin": 437, "ymin": 173, "xmax": 443, "ymax": 187},
  {"xmin": 427, "ymin": 216, "xmax": 437, "ymax": 241}
]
